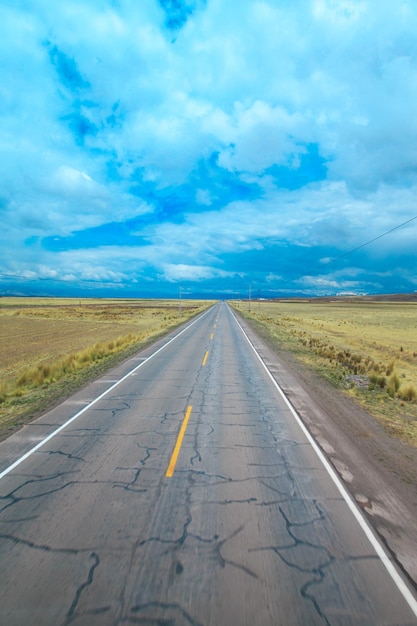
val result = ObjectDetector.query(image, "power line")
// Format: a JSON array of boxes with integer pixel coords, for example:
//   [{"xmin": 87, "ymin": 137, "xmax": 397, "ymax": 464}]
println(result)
[{"xmin": 321, "ymin": 213, "xmax": 417, "ymax": 268}]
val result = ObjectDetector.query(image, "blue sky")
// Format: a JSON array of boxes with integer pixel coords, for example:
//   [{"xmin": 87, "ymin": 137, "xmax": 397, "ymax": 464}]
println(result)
[{"xmin": 1, "ymin": 0, "xmax": 417, "ymax": 298}]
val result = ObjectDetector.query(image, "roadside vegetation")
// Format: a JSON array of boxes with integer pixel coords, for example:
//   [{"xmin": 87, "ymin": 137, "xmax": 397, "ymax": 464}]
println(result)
[
  {"xmin": 0, "ymin": 297, "xmax": 212, "ymax": 438},
  {"xmin": 232, "ymin": 298, "xmax": 417, "ymax": 446}
]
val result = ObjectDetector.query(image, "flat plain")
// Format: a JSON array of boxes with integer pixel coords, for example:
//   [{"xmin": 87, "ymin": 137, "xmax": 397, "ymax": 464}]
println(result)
[
  {"xmin": 233, "ymin": 297, "xmax": 417, "ymax": 445},
  {"xmin": 0, "ymin": 297, "xmax": 211, "ymax": 438}
]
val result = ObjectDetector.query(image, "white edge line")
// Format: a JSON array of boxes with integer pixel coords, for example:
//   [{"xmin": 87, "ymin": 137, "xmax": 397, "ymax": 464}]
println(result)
[
  {"xmin": 0, "ymin": 305, "xmax": 216, "ymax": 482},
  {"xmin": 229, "ymin": 306, "xmax": 417, "ymax": 617}
]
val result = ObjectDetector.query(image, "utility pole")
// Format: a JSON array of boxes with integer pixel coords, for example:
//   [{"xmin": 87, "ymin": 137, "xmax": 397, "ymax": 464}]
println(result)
[
  {"xmin": 248, "ymin": 284, "xmax": 251, "ymax": 312},
  {"xmin": 178, "ymin": 286, "xmax": 182, "ymax": 316}
]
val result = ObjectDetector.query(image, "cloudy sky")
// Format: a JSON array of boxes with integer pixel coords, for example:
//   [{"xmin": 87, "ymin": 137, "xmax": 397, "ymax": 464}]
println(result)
[{"xmin": 1, "ymin": 0, "xmax": 417, "ymax": 298}]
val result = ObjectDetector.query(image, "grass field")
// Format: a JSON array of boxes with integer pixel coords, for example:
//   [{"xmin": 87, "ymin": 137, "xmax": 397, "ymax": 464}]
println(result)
[
  {"xmin": 0, "ymin": 297, "xmax": 212, "ymax": 438},
  {"xmin": 232, "ymin": 298, "xmax": 417, "ymax": 445}
]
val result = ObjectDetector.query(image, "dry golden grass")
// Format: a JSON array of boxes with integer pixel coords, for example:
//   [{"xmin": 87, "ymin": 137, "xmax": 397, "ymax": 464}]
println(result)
[
  {"xmin": 0, "ymin": 297, "xmax": 212, "ymax": 436},
  {"xmin": 233, "ymin": 299, "xmax": 417, "ymax": 445}
]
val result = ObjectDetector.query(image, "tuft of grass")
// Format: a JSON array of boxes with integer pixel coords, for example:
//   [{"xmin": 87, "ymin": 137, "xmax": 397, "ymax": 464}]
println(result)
[
  {"xmin": 17, "ymin": 365, "xmax": 52, "ymax": 388},
  {"xmin": 0, "ymin": 381, "xmax": 8, "ymax": 404},
  {"xmin": 399, "ymin": 385, "xmax": 417, "ymax": 402},
  {"xmin": 387, "ymin": 372, "xmax": 401, "ymax": 398},
  {"xmin": 369, "ymin": 373, "xmax": 386, "ymax": 389},
  {"xmin": 14, "ymin": 335, "xmax": 141, "ymax": 394}
]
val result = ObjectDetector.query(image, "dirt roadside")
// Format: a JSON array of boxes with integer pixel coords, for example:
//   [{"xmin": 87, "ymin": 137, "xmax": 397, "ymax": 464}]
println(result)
[{"xmin": 234, "ymin": 309, "xmax": 417, "ymax": 590}]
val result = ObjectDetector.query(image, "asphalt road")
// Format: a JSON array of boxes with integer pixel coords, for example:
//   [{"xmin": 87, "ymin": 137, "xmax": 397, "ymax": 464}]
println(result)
[{"xmin": 0, "ymin": 302, "xmax": 416, "ymax": 625}]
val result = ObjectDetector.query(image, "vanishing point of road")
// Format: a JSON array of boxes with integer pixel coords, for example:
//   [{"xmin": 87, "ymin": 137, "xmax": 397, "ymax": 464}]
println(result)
[{"xmin": 0, "ymin": 302, "xmax": 416, "ymax": 625}]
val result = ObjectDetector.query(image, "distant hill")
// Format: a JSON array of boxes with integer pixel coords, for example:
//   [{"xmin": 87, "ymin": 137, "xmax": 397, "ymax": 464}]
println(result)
[{"xmin": 309, "ymin": 293, "xmax": 417, "ymax": 303}]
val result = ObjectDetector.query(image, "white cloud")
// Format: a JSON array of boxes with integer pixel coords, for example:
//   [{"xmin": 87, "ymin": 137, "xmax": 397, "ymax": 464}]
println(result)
[
  {"xmin": 217, "ymin": 101, "xmax": 309, "ymax": 173},
  {"xmin": 196, "ymin": 189, "xmax": 212, "ymax": 205},
  {"xmin": 52, "ymin": 166, "xmax": 95, "ymax": 192},
  {"xmin": 161, "ymin": 263, "xmax": 234, "ymax": 282},
  {"xmin": 313, "ymin": 0, "xmax": 367, "ymax": 24},
  {"xmin": 1, "ymin": 0, "xmax": 417, "ymax": 294}
]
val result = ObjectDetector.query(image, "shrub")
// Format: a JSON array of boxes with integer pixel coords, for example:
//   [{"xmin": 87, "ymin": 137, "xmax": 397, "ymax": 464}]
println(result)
[
  {"xmin": 62, "ymin": 354, "xmax": 76, "ymax": 373},
  {"xmin": 378, "ymin": 375, "xmax": 386, "ymax": 389},
  {"xmin": 389, "ymin": 372, "xmax": 401, "ymax": 392},
  {"xmin": 399, "ymin": 385, "xmax": 417, "ymax": 402},
  {"xmin": 78, "ymin": 350, "xmax": 91, "ymax": 364},
  {"xmin": 16, "ymin": 371, "xmax": 29, "ymax": 387},
  {"xmin": 387, "ymin": 373, "xmax": 401, "ymax": 398},
  {"xmin": 0, "ymin": 381, "xmax": 8, "ymax": 403},
  {"xmin": 369, "ymin": 373, "xmax": 386, "ymax": 389}
]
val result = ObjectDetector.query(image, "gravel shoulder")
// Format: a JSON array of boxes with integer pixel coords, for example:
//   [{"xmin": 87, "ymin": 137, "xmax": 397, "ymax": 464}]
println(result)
[{"xmin": 235, "ymin": 309, "xmax": 417, "ymax": 589}]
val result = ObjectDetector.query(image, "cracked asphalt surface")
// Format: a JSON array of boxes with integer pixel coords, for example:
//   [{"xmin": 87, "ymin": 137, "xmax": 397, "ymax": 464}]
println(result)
[{"xmin": 0, "ymin": 302, "xmax": 416, "ymax": 625}]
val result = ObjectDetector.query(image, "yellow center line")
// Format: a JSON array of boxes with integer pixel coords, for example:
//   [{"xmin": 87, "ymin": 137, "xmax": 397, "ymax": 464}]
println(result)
[
  {"xmin": 214, "ymin": 323, "xmax": 217, "ymax": 329},
  {"xmin": 210, "ymin": 332, "xmax": 214, "ymax": 340},
  {"xmin": 166, "ymin": 405, "xmax": 193, "ymax": 478},
  {"xmin": 202, "ymin": 350, "xmax": 209, "ymax": 366}
]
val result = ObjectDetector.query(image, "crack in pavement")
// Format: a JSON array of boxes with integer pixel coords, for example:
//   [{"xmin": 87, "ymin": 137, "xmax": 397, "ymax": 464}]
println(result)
[
  {"xmin": 113, "ymin": 444, "xmax": 157, "ymax": 493},
  {"xmin": 198, "ymin": 497, "xmax": 258, "ymax": 505},
  {"xmin": 214, "ymin": 524, "xmax": 260, "ymax": 580},
  {"xmin": 189, "ymin": 449, "xmax": 202, "ymax": 466},
  {"xmin": 249, "ymin": 502, "xmax": 339, "ymax": 624},
  {"xmin": 0, "ymin": 472, "xmax": 149, "ymax": 517},
  {"xmin": 93, "ymin": 401, "xmax": 132, "ymax": 421},
  {"xmin": 0, "ymin": 515, "xmax": 39, "ymax": 523},
  {"xmin": 0, "ymin": 473, "xmax": 80, "ymax": 514},
  {"xmin": 175, "ymin": 469, "xmax": 233, "ymax": 485},
  {"xmin": 111, "ymin": 363, "xmax": 207, "ymax": 619},
  {"xmin": 38, "ymin": 450, "xmax": 86, "ymax": 463},
  {"xmin": 0, "ymin": 532, "xmax": 80, "ymax": 554},
  {"xmin": 129, "ymin": 601, "xmax": 203, "ymax": 626},
  {"xmin": 66, "ymin": 551, "xmax": 101, "ymax": 622},
  {"xmin": 123, "ymin": 453, "xmax": 262, "ymax": 621}
]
